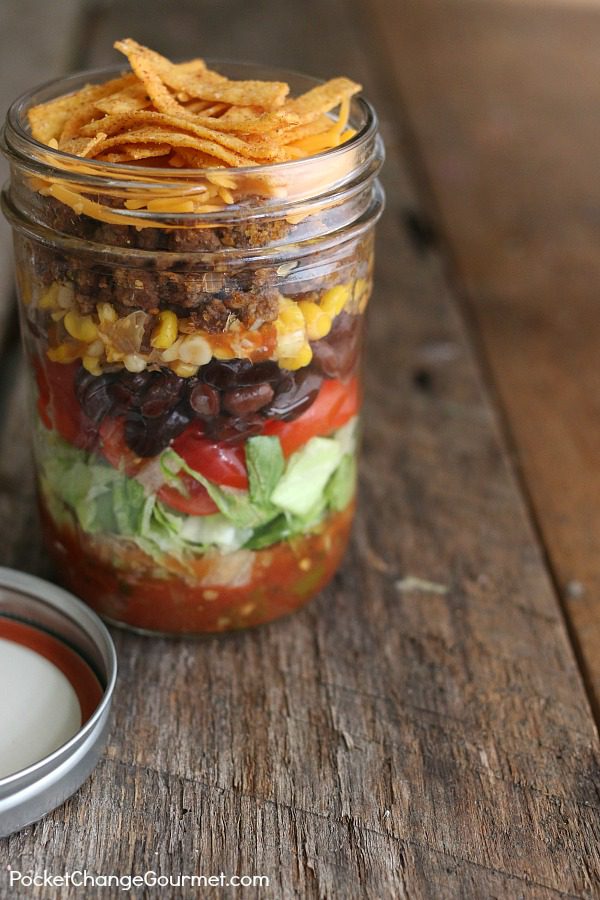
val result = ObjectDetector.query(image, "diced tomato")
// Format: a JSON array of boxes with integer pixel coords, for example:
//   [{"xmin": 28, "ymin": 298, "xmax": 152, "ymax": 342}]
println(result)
[
  {"xmin": 34, "ymin": 358, "xmax": 95, "ymax": 449},
  {"xmin": 263, "ymin": 377, "xmax": 360, "ymax": 457},
  {"xmin": 99, "ymin": 418, "xmax": 144, "ymax": 476},
  {"xmin": 157, "ymin": 479, "xmax": 219, "ymax": 516},
  {"xmin": 171, "ymin": 430, "xmax": 249, "ymax": 489},
  {"xmin": 99, "ymin": 416, "xmax": 219, "ymax": 515},
  {"xmin": 35, "ymin": 360, "xmax": 359, "ymax": 519},
  {"xmin": 34, "ymin": 357, "xmax": 53, "ymax": 430}
]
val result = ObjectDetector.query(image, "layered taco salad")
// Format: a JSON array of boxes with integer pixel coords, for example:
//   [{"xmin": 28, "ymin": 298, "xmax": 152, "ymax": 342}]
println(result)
[{"xmin": 7, "ymin": 40, "xmax": 379, "ymax": 633}]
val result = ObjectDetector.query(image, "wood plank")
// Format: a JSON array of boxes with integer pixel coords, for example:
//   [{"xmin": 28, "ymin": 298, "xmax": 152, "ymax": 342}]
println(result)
[
  {"xmin": 369, "ymin": 0, "xmax": 600, "ymax": 710},
  {"xmin": 0, "ymin": 0, "xmax": 599, "ymax": 896}
]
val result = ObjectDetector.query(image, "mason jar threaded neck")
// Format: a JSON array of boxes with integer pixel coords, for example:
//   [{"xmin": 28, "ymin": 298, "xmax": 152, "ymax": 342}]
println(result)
[{"xmin": 1, "ymin": 62, "xmax": 384, "ymax": 258}]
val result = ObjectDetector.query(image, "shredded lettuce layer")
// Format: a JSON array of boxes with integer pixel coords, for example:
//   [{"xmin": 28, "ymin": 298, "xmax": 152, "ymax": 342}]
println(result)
[{"xmin": 35, "ymin": 418, "xmax": 358, "ymax": 562}]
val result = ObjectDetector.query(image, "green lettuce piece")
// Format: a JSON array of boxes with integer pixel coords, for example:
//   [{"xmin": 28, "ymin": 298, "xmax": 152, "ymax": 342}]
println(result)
[
  {"xmin": 325, "ymin": 454, "xmax": 357, "ymax": 512},
  {"xmin": 245, "ymin": 435, "xmax": 285, "ymax": 507},
  {"xmin": 271, "ymin": 436, "xmax": 343, "ymax": 517},
  {"xmin": 334, "ymin": 417, "xmax": 360, "ymax": 456},
  {"xmin": 178, "ymin": 512, "xmax": 253, "ymax": 550},
  {"xmin": 160, "ymin": 448, "xmax": 274, "ymax": 529},
  {"xmin": 36, "ymin": 414, "xmax": 359, "ymax": 559},
  {"xmin": 244, "ymin": 514, "xmax": 292, "ymax": 550}
]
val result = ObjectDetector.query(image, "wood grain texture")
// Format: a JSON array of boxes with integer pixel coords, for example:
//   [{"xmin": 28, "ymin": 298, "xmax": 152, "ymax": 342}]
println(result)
[
  {"xmin": 0, "ymin": 0, "xmax": 599, "ymax": 897},
  {"xmin": 369, "ymin": 0, "xmax": 600, "ymax": 710}
]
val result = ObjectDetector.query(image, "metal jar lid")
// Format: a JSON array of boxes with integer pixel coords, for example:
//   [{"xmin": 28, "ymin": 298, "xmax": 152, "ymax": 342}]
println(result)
[{"xmin": 0, "ymin": 567, "xmax": 117, "ymax": 837}]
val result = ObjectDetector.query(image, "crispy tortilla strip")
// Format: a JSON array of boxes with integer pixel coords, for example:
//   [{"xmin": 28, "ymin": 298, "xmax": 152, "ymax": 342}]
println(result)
[
  {"xmin": 181, "ymin": 98, "xmax": 219, "ymax": 114},
  {"xmin": 171, "ymin": 58, "xmax": 210, "ymax": 77},
  {"xmin": 114, "ymin": 38, "xmax": 289, "ymax": 108},
  {"xmin": 96, "ymin": 143, "xmax": 172, "ymax": 162},
  {"xmin": 94, "ymin": 82, "xmax": 151, "ymax": 115},
  {"xmin": 202, "ymin": 104, "xmax": 299, "ymax": 132},
  {"xmin": 287, "ymin": 96, "xmax": 352, "ymax": 154},
  {"xmin": 60, "ymin": 133, "xmax": 109, "ymax": 157},
  {"xmin": 278, "ymin": 114, "xmax": 335, "ymax": 145},
  {"xmin": 184, "ymin": 101, "xmax": 228, "ymax": 117},
  {"xmin": 60, "ymin": 107, "xmax": 106, "ymax": 142},
  {"xmin": 83, "ymin": 128, "xmax": 258, "ymax": 167},
  {"xmin": 286, "ymin": 77, "xmax": 361, "ymax": 121},
  {"xmin": 81, "ymin": 103, "xmax": 296, "ymax": 136},
  {"xmin": 29, "ymin": 39, "xmax": 360, "ymax": 177},
  {"xmin": 113, "ymin": 39, "xmax": 198, "ymax": 121},
  {"xmin": 161, "ymin": 69, "xmax": 289, "ymax": 108},
  {"xmin": 28, "ymin": 74, "xmax": 135, "ymax": 142},
  {"xmin": 78, "ymin": 111, "xmax": 287, "ymax": 159},
  {"xmin": 171, "ymin": 148, "xmax": 229, "ymax": 169}
]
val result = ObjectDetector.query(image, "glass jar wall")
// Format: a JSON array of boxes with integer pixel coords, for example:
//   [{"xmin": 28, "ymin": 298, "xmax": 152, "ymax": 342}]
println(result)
[{"xmin": 1, "ymin": 65, "xmax": 384, "ymax": 634}]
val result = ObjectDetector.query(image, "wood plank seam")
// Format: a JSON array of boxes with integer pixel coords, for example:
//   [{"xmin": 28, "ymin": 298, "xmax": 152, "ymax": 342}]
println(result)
[
  {"xmin": 100, "ymin": 749, "xmax": 600, "ymax": 838},
  {"xmin": 284, "ymin": 671, "xmax": 596, "ymax": 742},
  {"xmin": 353, "ymin": 0, "xmax": 600, "ymax": 730},
  {"xmin": 81, "ymin": 757, "xmax": 585, "ymax": 899}
]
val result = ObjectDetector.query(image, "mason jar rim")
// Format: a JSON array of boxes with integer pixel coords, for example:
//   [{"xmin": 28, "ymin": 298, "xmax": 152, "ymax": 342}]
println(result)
[{"xmin": 2, "ymin": 61, "xmax": 379, "ymax": 191}]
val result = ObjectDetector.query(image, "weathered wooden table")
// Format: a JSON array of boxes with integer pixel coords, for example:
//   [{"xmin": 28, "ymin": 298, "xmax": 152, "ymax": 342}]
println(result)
[{"xmin": 1, "ymin": 0, "xmax": 599, "ymax": 896}]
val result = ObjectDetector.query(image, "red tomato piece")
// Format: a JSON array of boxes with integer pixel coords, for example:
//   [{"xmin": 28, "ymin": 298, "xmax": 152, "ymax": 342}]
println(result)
[
  {"xmin": 157, "ymin": 480, "xmax": 219, "ymax": 516},
  {"xmin": 34, "ymin": 358, "xmax": 95, "ymax": 449},
  {"xmin": 99, "ymin": 418, "xmax": 143, "ymax": 476},
  {"xmin": 263, "ymin": 377, "xmax": 360, "ymax": 457},
  {"xmin": 171, "ymin": 429, "xmax": 249, "ymax": 489},
  {"xmin": 99, "ymin": 417, "xmax": 219, "ymax": 516},
  {"xmin": 33, "ymin": 357, "xmax": 53, "ymax": 430}
]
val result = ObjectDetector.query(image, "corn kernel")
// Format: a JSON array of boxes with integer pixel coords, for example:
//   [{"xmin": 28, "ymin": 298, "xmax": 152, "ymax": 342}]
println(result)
[
  {"xmin": 150, "ymin": 310, "xmax": 179, "ymax": 349},
  {"xmin": 123, "ymin": 354, "xmax": 147, "ymax": 373},
  {"xmin": 320, "ymin": 284, "xmax": 351, "ymax": 318},
  {"xmin": 82, "ymin": 355, "xmax": 102, "ymax": 375},
  {"xmin": 298, "ymin": 300, "xmax": 332, "ymax": 341},
  {"xmin": 47, "ymin": 343, "xmax": 81, "ymax": 364},
  {"xmin": 97, "ymin": 302, "xmax": 117, "ymax": 325},
  {"xmin": 50, "ymin": 310, "xmax": 66, "ymax": 322},
  {"xmin": 56, "ymin": 283, "xmax": 74, "ymax": 309},
  {"xmin": 64, "ymin": 310, "xmax": 98, "ymax": 342},
  {"xmin": 171, "ymin": 361, "xmax": 199, "ymax": 378},
  {"xmin": 276, "ymin": 330, "xmax": 306, "ymax": 359},
  {"xmin": 38, "ymin": 282, "xmax": 60, "ymax": 310},
  {"xmin": 161, "ymin": 338, "xmax": 182, "ymax": 362},
  {"xmin": 178, "ymin": 334, "xmax": 212, "ymax": 366},
  {"xmin": 278, "ymin": 298, "xmax": 305, "ymax": 331},
  {"xmin": 86, "ymin": 339, "xmax": 104, "ymax": 358},
  {"xmin": 279, "ymin": 343, "xmax": 313, "ymax": 371}
]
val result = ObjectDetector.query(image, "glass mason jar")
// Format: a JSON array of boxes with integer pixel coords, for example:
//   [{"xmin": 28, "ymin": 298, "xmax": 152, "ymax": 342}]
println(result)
[{"xmin": 1, "ymin": 64, "xmax": 384, "ymax": 635}]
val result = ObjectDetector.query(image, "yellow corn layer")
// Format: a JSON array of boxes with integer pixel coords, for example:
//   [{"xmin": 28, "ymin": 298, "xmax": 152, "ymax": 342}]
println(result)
[
  {"xmin": 82, "ymin": 355, "xmax": 102, "ymax": 375},
  {"xmin": 40, "ymin": 277, "xmax": 365, "ymax": 376},
  {"xmin": 320, "ymin": 284, "xmax": 351, "ymax": 319},
  {"xmin": 279, "ymin": 343, "xmax": 313, "ymax": 371},
  {"xmin": 64, "ymin": 310, "xmax": 98, "ymax": 342},
  {"xmin": 150, "ymin": 310, "xmax": 178, "ymax": 349},
  {"xmin": 298, "ymin": 300, "xmax": 332, "ymax": 341},
  {"xmin": 39, "ymin": 283, "xmax": 61, "ymax": 310}
]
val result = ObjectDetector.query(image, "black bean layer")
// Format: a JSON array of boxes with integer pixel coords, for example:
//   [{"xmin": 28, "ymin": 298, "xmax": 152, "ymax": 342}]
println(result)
[{"xmin": 73, "ymin": 310, "xmax": 360, "ymax": 456}]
